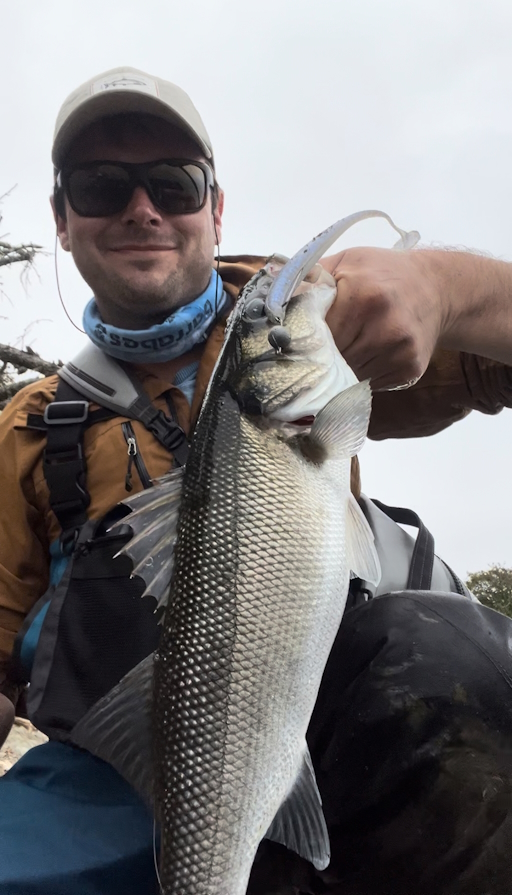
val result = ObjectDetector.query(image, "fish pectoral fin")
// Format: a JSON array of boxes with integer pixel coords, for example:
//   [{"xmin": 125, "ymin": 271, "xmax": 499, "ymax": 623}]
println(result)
[
  {"xmin": 347, "ymin": 493, "xmax": 381, "ymax": 585},
  {"xmin": 264, "ymin": 747, "xmax": 330, "ymax": 871},
  {"xmin": 308, "ymin": 380, "xmax": 372, "ymax": 459},
  {"xmin": 71, "ymin": 654, "xmax": 155, "ymax": 810},
  {"xmin": 111, "ymin": 467, "xmax": 185, "ymax": 612}
]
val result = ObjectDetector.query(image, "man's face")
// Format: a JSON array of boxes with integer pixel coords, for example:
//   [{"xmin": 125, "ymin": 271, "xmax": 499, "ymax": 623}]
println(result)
[{"xmin": 53, "ymin": 118, "xmax": 224, "ymax": 328}]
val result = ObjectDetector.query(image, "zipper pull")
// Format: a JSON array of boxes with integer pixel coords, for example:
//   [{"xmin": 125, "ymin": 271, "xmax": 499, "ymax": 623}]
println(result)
[{"xmin": 125, "ymin": 436, "xmax": 137, "ymax": 492}]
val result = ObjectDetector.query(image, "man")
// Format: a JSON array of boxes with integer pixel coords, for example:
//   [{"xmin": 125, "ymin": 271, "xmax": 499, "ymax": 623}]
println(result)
[{"xmin": 0, "ymin": 66, "xmax": 511, "ymax": 895}]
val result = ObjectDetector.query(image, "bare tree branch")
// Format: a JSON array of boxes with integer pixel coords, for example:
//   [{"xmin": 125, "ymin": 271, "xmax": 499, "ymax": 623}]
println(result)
[
  {"xmin": 0, "ymin": 344, "xmax": 60, "ymax": 377},
  {"xmin": 0, "ymin": 242, "xmax": 42, "ymax": 269},
  {"xmin": 0, "ymin": 195, "xmax": 56, "ymax": 410},
  {"xmin": 0, "ymin": 190, "xmax": 44, "ymax": 286}
]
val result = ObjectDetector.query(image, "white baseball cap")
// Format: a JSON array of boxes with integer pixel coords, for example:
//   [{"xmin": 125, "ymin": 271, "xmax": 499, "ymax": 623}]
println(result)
[{"xmin": 52, "ymin": 66, "xmax": 213, "ymax": 169}]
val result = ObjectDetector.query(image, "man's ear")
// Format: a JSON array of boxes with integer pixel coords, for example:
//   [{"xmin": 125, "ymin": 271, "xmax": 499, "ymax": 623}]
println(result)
[
  {"xmin": 50, "ymin": 194, "xmax": 71, "ymax": 252},
  {"xmin": 212, "ymin": 188, "xmax": 224, "ymax": 246}
]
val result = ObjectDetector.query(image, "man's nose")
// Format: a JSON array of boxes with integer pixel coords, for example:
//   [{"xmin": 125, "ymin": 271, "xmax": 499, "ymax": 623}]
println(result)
[{"xmin": 120, "ymin": 185, "xmax": 163, "ymax": 225}]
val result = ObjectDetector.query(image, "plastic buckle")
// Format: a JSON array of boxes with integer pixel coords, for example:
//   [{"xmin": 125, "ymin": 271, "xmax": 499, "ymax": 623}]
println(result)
[
  {"xmin": 161, "ymin": 426, "xmax": 187, "ymax": 452},
  {"xmin": 43, "ymin": 401, "xmax": 89, "ymax": 425}
]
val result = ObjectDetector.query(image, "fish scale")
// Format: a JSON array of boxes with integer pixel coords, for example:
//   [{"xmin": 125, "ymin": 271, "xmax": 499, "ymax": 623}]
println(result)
[{"xmin": 219, "ymin": 422, "xmax": 349, "ymax": 860}]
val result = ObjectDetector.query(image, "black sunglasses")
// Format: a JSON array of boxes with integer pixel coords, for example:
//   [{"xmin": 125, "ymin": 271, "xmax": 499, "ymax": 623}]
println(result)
[{"xmin": 56, "ymin": 158, "xmax": 214, "ymax": 218}]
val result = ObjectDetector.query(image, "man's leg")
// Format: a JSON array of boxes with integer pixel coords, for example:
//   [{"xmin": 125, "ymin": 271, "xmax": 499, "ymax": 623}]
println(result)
[
  {"xmin": 0, "ymin": 740, "xmax": 158, "ymax": 895},
  {"xmin": 0, "ymin": 694, "xmax": 14, "ymax": 748},
  {"xmin": 249, "ymin": 592, "xmax": 512, "ymax": 895}
]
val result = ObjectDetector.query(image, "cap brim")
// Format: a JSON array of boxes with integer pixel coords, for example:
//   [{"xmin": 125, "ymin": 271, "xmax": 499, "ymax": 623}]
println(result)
[{"xmin": 52, "ymin": 91, "xmax": 212, "ymax": 169}]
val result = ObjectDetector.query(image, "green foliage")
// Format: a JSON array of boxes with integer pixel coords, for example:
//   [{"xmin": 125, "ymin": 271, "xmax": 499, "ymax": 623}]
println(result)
[{"xmin": 465, "ymin": 566, "xmax": 512, "ymax": 617}]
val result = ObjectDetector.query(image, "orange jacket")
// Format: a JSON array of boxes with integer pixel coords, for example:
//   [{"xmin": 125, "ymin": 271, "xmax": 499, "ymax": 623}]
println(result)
[{"xmin": 0, "ymin": 255, "xmax": 511, "ymax": 696}]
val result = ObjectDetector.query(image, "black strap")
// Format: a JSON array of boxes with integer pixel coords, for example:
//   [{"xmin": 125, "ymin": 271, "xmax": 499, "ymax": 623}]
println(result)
[
  {"xmin": 114, "ymin": 360, "xmax": 189, "ymax": 467},
  {"xmin": 441, "ymin": 560, "xmax": 469, "ymax": 597},
  {"xmin": 127, "ymin": 395, "xmax": 189, "ymax": 466},
  {"xmin": 371, "ymin": 499, "xmax": 435, "ymax": 591},
  {"xmin": 29, "ymin": 392, "xmax": 188, "ymax": 465},
  {"xmin": 39, "ymin": 372, "xmax": 189, "ymax": 543},
  {"xmin": 27, "ymin": 406, "xmax": 115, "ymax": 431},
  {"xmin": 42, "ymin": 380, "xmax": 92, "ymax": 545}
]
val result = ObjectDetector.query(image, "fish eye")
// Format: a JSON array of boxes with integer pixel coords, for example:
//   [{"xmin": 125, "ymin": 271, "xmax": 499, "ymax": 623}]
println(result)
[{"xmin": 243, "ymin": 297, "xmax": 266, "ymax": 321}]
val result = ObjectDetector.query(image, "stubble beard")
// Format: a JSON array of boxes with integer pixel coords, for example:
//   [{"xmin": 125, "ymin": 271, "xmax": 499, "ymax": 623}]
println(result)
[{"xmin": 92, "ymin": 259, "xmax": 214, "ymax": 328}]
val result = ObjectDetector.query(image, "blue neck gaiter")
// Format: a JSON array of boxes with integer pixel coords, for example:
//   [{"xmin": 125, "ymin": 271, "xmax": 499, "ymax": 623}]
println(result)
[{"xmin": 82, "ymin": 269, "xmax": 227, "ymax": 363}]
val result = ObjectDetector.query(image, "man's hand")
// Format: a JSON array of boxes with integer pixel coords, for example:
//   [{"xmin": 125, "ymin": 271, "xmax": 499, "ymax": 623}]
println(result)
[
  {"xmin": 321, "ymin": 247, "xmax": 446, "ymax": 391},
  {"xmin": 321, "ymin": 246, "xmax": 512, "ymax": 389},
  {"xmin": 0, "ymin": 693, "xmax": 14, "ymax": 748}
]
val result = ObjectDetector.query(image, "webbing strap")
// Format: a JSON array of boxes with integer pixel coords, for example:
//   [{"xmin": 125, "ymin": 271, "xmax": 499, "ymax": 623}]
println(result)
[
  {"xmin": 370, "ymin": 499, "xmax": 435, "ymax": 591},
  {"xmin": 42, "ymin": 380, "xmax": 92, "ymax": 545},
  {"xmin": 27, "ymin": 407, "xmax": 115, "ymax": 431},
  {"xmin": 126, "ymin": 393, "xmax": 189, "ymax": 466}
]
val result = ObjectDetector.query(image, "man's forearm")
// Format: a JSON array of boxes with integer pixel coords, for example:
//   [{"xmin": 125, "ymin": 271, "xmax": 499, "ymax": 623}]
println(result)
[{"xmin": 424, "ymin": 249, "xmax": 512, "ymax": 365}]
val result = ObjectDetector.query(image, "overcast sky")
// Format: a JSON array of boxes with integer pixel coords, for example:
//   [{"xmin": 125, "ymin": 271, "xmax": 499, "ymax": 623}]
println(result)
[{"xmin": 1, "ymin": 0, "xmax": 511, "ymax": 577}]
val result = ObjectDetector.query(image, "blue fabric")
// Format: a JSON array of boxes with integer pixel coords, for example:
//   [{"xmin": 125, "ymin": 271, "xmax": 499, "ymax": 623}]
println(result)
[
  {"xmin": 0, "ymin": 742, "xmax": 158, "ymax": 894},
  {"xmin": 173, "ymin": 360, "xmax": 199, "ymax": 405},
  {"xmin": 48, "ymin": 538, "xmax": 72, "ymax": 588},
  {"xmin": 19, "ymin": 603, "xmax": 50, "ymax": 679},
  {"xmin": 83, "ymin": 270, "xmax": 227, "ymax": 362},
  {"xmin": 19, "ymin": 540, "xmax": 72, "ymax": 680}
]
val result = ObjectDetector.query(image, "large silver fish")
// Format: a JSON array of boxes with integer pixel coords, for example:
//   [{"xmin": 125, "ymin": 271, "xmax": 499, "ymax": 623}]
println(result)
[{"xmin": 73, "ymin": 211, "xmax": 417, "ymax": 895}]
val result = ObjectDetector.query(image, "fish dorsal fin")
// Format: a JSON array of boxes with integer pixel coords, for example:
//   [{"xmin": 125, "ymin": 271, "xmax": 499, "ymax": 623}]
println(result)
[
  {"xmin": 113, "ymin": 467, "xmax": 185, "ymax": 612},
  {"xmin": 264, "ymin": 747, "xmax": 330, "ymax": 871},
  {"xmin": 308, "ymin": 380, "xmax": 372, "ymax": 458},
  {"xmin": 71, "ymin": 654, "xmax": 155, "ymax": 810},
  {"xmin": 347, "ymin": 493, "xmax": 381, "ymax": 585}
]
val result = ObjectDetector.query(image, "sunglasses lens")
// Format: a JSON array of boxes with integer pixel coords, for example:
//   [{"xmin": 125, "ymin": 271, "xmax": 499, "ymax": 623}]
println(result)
[
  {"xmin": 148, "ymin": 163, "xmax": 207, "ymax": 214},
  {"xmin": 67, "ymin": 165, "xmax": 132, "ymax": 216},
  {"xmin": 64, "ymin": 162, "xmax": 210, "ymax": 217}
]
